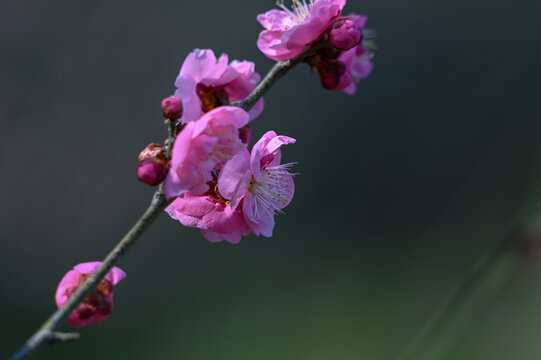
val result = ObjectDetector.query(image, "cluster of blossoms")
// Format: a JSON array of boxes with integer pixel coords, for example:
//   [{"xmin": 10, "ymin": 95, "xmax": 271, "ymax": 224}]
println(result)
[
  {"xmin": 139, "ymin": 48, "xmax": 299, "ymax": 244},
  {"xmin": 258, "ymin": 0, "xmax": 375, "ymax": 93},
  {"xmin": 55, "ymin": 0, "xmax": 374, "ymax": 329}
]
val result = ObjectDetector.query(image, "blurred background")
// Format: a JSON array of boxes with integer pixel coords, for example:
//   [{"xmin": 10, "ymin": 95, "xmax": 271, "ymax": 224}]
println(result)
[{"xmin": 2, "ymin": 0, "xmax": 541, "ymax": 358}]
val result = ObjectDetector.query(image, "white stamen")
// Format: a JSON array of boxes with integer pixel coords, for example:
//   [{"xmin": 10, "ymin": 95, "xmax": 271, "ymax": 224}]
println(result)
[
  {"xmin": 249, "ymin": 162, "xmax": 297, "ymax": 220},
  {"xmin": 276, "ymin": 0, "xmax": 314, "ymax": 24}
]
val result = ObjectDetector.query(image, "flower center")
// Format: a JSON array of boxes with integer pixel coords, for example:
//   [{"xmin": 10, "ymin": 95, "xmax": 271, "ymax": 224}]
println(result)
[
  {"xmin": 197, "ymin": 125, "xmax": 238, "ymax": 169},
  {"xmin": 196, "ymin": 83, "xmax": 230, "ymax": 113},
  {"xmin": 205, "ymin": 176, "xmax": 230, "ymax": 205},
  {"xmin": 65, "ymin": 274, "xmax": 114, "ymax": 320},
  {"xmin": 277, "ymin": 0, "xmax": 314, "ymax": 24},
  {"xmin": 249, "ymin": 162, "xmax": 296, "ymax": 219}
]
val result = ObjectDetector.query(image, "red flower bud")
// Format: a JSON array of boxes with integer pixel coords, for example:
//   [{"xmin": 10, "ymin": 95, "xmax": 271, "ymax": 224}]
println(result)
[
  {"xmin": 161, "ymin": 97, "xmax": 183, "ymax": 120},
  {"xmin": 329, "ymin": 19, "xmax": 362, "ymax": 51},
  {"xmin": 137, "ymin": 143, "xmax": 169, "ymax": 186},
  {"xmin": 316, "ymin": 59, "xmax": 346, "ymax": 90}
]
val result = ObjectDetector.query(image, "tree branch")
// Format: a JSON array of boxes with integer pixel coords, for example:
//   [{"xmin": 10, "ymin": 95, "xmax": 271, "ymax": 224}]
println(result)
[
  {"xmin": 231, "ymin": 41, "xmax": 328, "ymax": 112},
  {"xmin": 10, "ymin": 41, "xmax": 323, "ymax": 360}
]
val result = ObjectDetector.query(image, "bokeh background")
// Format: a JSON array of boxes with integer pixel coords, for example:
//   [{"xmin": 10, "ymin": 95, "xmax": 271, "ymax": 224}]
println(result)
[{"xmin": 2, "ymin": 0, "xmax": 541, "ymax": 358}]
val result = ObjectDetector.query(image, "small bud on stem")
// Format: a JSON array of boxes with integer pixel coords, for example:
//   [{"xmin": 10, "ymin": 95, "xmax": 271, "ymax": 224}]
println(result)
[
  {"xmin": 329, "ymin": 19, "xmax": 362, "ymax": 51},
  {"xmin": 161, "ymin": 97, "xmax": 183, "ymax": 120},
  {"xmin": 137, "ymin": 144, "xmax": 169, "ymax": 186}
]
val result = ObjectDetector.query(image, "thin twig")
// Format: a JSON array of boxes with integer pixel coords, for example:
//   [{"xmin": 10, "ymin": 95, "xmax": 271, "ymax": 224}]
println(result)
[{"xmin": 231, "ymin": 41, "xmax": 328, "ymax": 112}]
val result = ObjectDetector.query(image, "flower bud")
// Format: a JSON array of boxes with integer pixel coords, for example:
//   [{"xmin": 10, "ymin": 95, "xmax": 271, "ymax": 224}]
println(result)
[
  {"xmin": 137, "ymin": 143, "xmax": 169, "ymax": 186},
  {"xmin": 161, "ymin": 97, "xmax": 183, "ymax": 120},
  {"xmin": 329, "ymin": 19, "xmax": 362, "ymax": 51},
  {"xmin": 316, "ymin": 59, "xmax": 346, "ymax": 90}
]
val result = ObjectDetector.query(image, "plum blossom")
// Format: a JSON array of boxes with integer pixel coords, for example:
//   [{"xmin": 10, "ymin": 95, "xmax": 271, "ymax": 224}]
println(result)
[
  {"xmin": 55, "ymin": 262, "xmax": 126, "ymax": 327},
  {"xmin": 174, "ymin": 49, "xmax": 264, "ymax": 123},
  {"xmin": 335, "ymin": 14, "xmax": 374, "ymax": 94},
  {"xmin": 337, "ymin": 41, "xmax": 374, "ymax": 95},
  {"xmin": 218, "ymin": 131, "xmax": 296, "ymax": 237},
  {"xmin": 164, "ymin": 106, "xmax": 249, "ymax": 199},
  {"xmin": 166, "ymin": 189, "xmax": 251, "ymax": 244},
  {"xmin": 257, "ymin": 0, "xmax": 345, "ymax": 61},
  {"xmin": 305, "ymin": 14, "xmax": 374, "ymax": 94}
]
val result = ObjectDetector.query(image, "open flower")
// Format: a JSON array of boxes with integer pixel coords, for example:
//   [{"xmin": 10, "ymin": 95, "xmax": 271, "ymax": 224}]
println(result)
[
  {"xmin": 174, "ymin": 49, "xmax": 264, "ymax": 123},
  {"xmin": 257, "ymin": 0, "xmax": 345, "ymax": 61},
  {"xmin": 55, "ymin": 262, "xmax": 126, "ymax": 327},
  {"xmin": 166, "ymin": 189, "xmax": 251, "ymax": 244},
  {"xmin": 218, "ymin": 131, "xmax": 296, "ymax": 237},
  {"xmin": 164, "ymin": 106, "xmax": 250, "ymax": 199},
  {"xmin": 304, "ymin": 14, "xmax": 374, "ymax": 94}
]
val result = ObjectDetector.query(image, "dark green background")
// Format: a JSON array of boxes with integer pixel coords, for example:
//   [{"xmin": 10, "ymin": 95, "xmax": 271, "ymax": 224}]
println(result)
[{"xmin": 2, "ymin": 0, "xmax": 541, "ymax": 358}]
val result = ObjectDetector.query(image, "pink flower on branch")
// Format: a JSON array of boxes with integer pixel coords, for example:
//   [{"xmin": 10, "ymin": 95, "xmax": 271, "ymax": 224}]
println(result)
[
  {"xmin": 164, "ymin": 106, "xmax": 250, "ymax": 199},
  {"xmin": 305, "ymin": 14, "xmax": 374, "ymax": 94},
  {"xmin": 55, "ymin": 262, "xmax": 126, "ymax": 328},
  {"xmin": 174, "ymin": 49, "xmax": 264, "ymax": 123},
  {"xmin": 257, "ymin": 0, "xmax": 345, "ymax": 61},
  {"xmin": 219, "ymin": 131, "xmax": 296, "ymax": 237}
]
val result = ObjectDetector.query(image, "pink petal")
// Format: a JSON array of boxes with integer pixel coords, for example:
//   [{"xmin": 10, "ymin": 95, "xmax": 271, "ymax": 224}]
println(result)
[
  {"xmin": 347, "ymin": 13, "xmax": 368, "ymax": 30},
  {"xmin": 180, "ymin": 49, "xmax": 228, "ymax": 84},
  {"xmin": 248, "ymin": 98, "xmax": 265, "ymax": 122},
  {"xmin": 242, "ymin": 193, "xmax": 275, "ymax": 237},
  {"xmin": 73, "ymin": 262, "xmax": 102, "ymax": 274},
  {"xmin": 55, "ymin": 269, "xmax": 81, "ymax": 307},
  {"xmin": 167, "ymin": 195, "xmax": 215, "ymax": 218},
  {"xmin": 257, "ymin": 30, "xmax": 304, "ymax": 61},
  {"xmin": 202, "ymin": 203, "xmax": 246, "ymax": 234},
  {"xmin": 257, "ymin": 9, "xmax": 296, "ymax": 31},
  {"xmin": 217, "ymin": 150, "xmax": 251, "ymax": 203},
  {"xmin": 174, "ymin": 74, "xmax": 202, "ymax": 123},
  {"xmin": 222, "ymin": 230, "xmax": 242, "ymax": 244},
  {"xmin": 201, "ymin": 229, "xmax": 225, "ymax": 243},
  {"xmin": 285, "ymin": 1, "xmax": 341, "ymax": 49}
]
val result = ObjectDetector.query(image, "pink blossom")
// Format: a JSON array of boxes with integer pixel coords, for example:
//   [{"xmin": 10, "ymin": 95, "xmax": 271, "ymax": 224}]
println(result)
[
  {"xmin": 174, "ymin": 49, "xmax": 264, "ymax": 123},
  {"xmin": 337, "ymin": 43, "xmax": 374, "ymax": 95},
  {"xmin": 164, "ymin": 106, "xmax": 249, "ymax": 199},
  {"xmin": 55, "ymin": 262, "xmax": 126, "ymax": 328},
  {"xmin": 218, "ymin": 131, "xmax": 296, "ymax": 237},
  {"xmin": 166, "ymin": 191, "xmax": 251, "ymax": 244},
  {"xmin": 336, "ymin": 14, "xmax": 374, "ymax": 95},
  {"xmin": 257, "ymin": 0, "xmax": 345, "ymax": 61},
  {"xmin": 303, "ymin": 13, "xmax": 374, "ymax": 94}
]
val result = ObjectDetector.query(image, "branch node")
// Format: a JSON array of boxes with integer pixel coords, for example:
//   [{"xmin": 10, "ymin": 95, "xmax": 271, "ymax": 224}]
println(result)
[{"xmin": 47, "ymin": 331, "xmax": 81, "ymax": 344}]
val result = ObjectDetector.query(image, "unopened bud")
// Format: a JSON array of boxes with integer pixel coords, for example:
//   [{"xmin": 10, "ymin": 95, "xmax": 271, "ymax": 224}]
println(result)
[
  {"xmin": 317, "ymin": 59, "xmax": 346, "ymax": 90},
  {"xmin": 239, "ymin": 125, "xmax": 252, "ymax": 145},
  {"xmin": 161, "ymin": 97, "xmax": 183, "ymax": 120},
  {"xmin": 137, "ymin": 143, "xmax": 169, "ymax": 186},
  {"xmin": 329, "ymin": 19, "xmax": 362, "ymax": 51}
]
